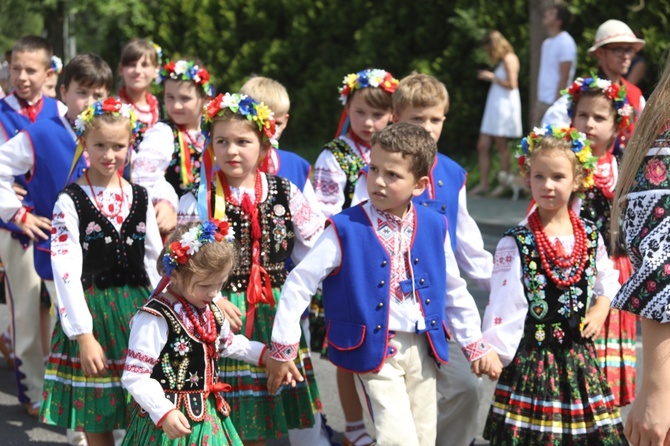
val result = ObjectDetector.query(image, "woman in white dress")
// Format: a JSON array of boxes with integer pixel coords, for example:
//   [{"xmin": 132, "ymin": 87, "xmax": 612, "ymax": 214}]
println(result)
[{"xmin": 471, "ymin": 30, "xmax": 523, "ymax": 197}]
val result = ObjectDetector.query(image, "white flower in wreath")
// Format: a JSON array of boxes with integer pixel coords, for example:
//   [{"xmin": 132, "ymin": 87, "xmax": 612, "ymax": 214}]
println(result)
[
  {"xmin": 174, "ymin": 60, "xmax": 189, "ymax": 76},
  {"xmin": 220, "ymin": 92, "xmax": 237, "ymax": 109},
  {"xmin": 180, "ymin": 227, "xmax": 203, "ymax": 254}
]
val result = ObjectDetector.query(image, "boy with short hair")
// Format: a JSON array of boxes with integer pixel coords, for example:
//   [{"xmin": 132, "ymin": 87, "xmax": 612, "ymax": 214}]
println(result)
[
  {"xmin": 0, "ymin": 53, "xmax": 112, "ymax": 417},
  {"xmin": 0, "ymin": 35, "xmax": 66, "ymax": 416},
  {"xmin": 353, "ymin": 72, "xmax": 493, "ymax": 446},
  {"xmin": 268, "ymin": 122, "xmax": 501, "ymax": 446}
]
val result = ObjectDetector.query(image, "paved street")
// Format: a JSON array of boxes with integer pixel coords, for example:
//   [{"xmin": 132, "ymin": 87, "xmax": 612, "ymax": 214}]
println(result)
[{"xmin": 0, "ymin": 196, "xmax": 636, "ymax": 445}]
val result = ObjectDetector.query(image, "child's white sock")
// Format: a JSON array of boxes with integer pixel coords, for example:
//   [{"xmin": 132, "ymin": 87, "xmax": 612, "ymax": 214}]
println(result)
[{"xmin": 345, "ymin": 420, "xmax": 373, "ymax": 445}]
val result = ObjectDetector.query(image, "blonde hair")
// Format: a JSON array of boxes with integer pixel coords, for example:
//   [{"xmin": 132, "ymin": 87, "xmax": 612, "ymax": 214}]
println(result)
[
  {"xmin": 157, "ymin": 222, "xmax": 237, "ymax": 285},
  {"xmin": 481, "ymin": 30, "xmax": 515, "ymax": 65},
  {"xmin": 240, "ymin": 76, "xmax": 290, "ymax": 116},
  {"xmin": 612, "ymin": 52, "xmax": 670, "ymax": 247},
  {"xmin": 393, "ymin": 72, "xmax": 449, "ymax": 116},
  {"xmin": 520, "ymin": 138, "xmax": 585, "ymax": 193},
  {"xmin": 84, "ymin": 113, "xmax": 134, "ymax": 141},
  {"xmin": 209, "ymin": 111, "xmax": 272, "ymax": 152}
]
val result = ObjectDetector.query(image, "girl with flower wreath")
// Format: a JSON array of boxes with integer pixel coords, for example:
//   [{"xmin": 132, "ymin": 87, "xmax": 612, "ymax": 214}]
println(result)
[
  {"xmin": 116, "ymin": 39, "xmax": 162, "ymax": 156},
  {"xmin": 562, "ymin": 75, "xmax": 637, "ymax": 407},
  {"xmin": 177, "ymin": 92, "xmax": 328, "ymax": 445},
  {"xmin": 42, "ymin": 55, "xmax": 63, "ymax": 98},
  {"xmin": 310, "ymin": 68, "xmax": 396, "ymax": 446},
  {"xmin": 482, "ymin": 126, "xmax": 627, "ymax": 445},
  {"xmin": 122, "ymin": 220, "xmax": 281, "ymax": 446},
  {"xmin": 40, "ymin": 99, "xmax": 163, "ymax": 446},
  {"xmin": 132, "ymin": 58, "xmax": 213, "ymax": 235}
]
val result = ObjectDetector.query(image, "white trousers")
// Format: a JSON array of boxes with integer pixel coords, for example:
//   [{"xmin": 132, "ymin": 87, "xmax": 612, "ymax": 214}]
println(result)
[
  {"xmin": 436, "ymin": 337, "xmax": 482, "ymax": 446},
  {"xmin": 0, "ymin": 230, "xmax": 44, "ymax": 404},
  {"xmin": 355, "ymin": 331, "xmax": 437, "ymax": 446}
]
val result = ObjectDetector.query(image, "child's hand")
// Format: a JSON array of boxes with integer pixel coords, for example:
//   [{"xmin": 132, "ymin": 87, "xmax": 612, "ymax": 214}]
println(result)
[
  {"xmin": 471, "ymin": 350, "xmax": 503, "ymax": 381},
  {"xmin": 161, "ymin": 409, "xmax": 192, "ymax": 440},
  {"xmin": 15, "ymin": 212, "xmax": 51, "ymax": 241},
  {"xmin": 154, "ymin": 201, "xmax": 177, "ymax": 234},
  {"xmin": 582, "ymin": 295, "xmax": 611, "ymax": 339},
  {"xmin": 76, "ymin": 333, "xmax": 107, "ymax": 377},
  {"xmin": 217, "ymin": 299, "xmax": 243, "ymax": 333},
  {"xmin": 12, "ymin": 183, "xmax": 27, "ymax": 200},
  {"xmin": 266, "ymin": 357, "xmax": 304, "ymax": 394}
]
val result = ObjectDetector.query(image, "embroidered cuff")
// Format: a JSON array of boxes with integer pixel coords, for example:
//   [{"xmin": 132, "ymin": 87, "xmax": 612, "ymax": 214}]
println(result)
[
  {"xmin": 461, "ymin": 337, "xmax": 491, "ymax": 362},
  {"xmin": 269, "ymin": 340, "xmax": 299, "ymax": 362},
  {"xmin": 11, "ymin": 206, "xmax": 28, "ymax": 224},
  {"xmin": 258, "ymin": 345, "xmax": 269, "ymax": 367}
]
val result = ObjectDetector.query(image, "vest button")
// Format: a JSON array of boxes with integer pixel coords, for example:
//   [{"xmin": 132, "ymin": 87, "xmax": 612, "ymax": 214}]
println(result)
[
  {"xmin": 378, "ymin": 280, "xmax": 385, "ymax": 287},
  {"xmin": 381, "ymin": 260, "xmax": 387, "ymax": 267},
  {"xmin": 438, "ymin": 180, "xmax": 443, "ymax": 187},
  {"xmin": 431, "ymin": 320, "xmax": 436, "ymax": 326},
  {"xmin": 425, "ymin": 299, "xmax": 431, "ymax": 304},
  {"xmin": 441, "ymin": 205, "xmax": 447, "ymax": 211},
  {"xmin": 414, "ymin": 258, "xmax": 419, "ymax": 264},
  {"xmin": 422, "ymin": 202, "xmax": 428, "ymax": 207},
  {"xmin": 377, "ymin": 302, "xmax": 384, "ymax": 309},
  {"xmin": 375, "ymin": 325, "xmax": 382, "ymax": 331},
  {"xmin": 419, "ymin": 278, "xmax": 425, "ymax": 285}
]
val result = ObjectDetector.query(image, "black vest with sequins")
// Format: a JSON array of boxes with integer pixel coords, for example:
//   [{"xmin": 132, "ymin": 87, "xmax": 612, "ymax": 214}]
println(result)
[
  {"xmin": 141, "ymin": 297, "xmax": 229, "ymax": 421},
  {"xmin": 163, "ymin": 121, "xmax": 202, "ymax": 198},
  {"xmin": 506, "ymin": 219, "xmax": 598, "ymax": 350},
  {"xmin": 61, "ymin": 183, "xmax": 150, "ymax": 290}
]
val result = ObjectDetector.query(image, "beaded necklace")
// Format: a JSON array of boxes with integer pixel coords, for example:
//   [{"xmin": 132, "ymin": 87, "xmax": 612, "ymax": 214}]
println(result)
[
  {"xmin": 166, "ymin": 287, "xmax": 218, "ymax": 344},
  {"xmin": 118, "ymin": 87, "xmax": 159, "ymax": 129},
  {"xmin": 592, "ymin": 152, "xmax": 615, "ymax": 200},
  {"xmin": 528, "ymin": 209, "xmax": 588, "ymax": 288},
  {"xmin": 348, "ymin": 130, "xmax": 371, "ymax": 160}
]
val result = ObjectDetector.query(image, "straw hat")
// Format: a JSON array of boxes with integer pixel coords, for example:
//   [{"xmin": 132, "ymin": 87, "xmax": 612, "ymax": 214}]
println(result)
[{"xmin": 588, "ymin": 20, "xmax": 645, "ymax": 55}]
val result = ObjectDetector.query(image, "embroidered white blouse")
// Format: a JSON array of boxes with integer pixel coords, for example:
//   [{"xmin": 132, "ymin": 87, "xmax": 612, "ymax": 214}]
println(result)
[
  {"xmin": 271, "ymin": 200, "xmax": 491, "ymax": 363},
  {"xmin": 51, "ymin": 184, "xmax": 162, "ymax": 339},
  {"xmin": 482, "ymin": 221, "xmax": 620, "ymax": 367},
  {"xmin": 177, "ymin": 172, "xmax": 324, "ymax": 263},
  {"xmin": 122, "ymin": 295, "xmax": 266, "ymax": 425},
  {"xmin": 312, "ymin": 135, "xmax": 369, "ymax": 218}
]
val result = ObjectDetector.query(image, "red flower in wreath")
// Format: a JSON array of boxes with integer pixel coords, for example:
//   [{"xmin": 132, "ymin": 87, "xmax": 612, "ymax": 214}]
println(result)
[
  {"xmin": 101, "ymin": 97, "xmax": 122, "ymax": 113},
  {"xmin": 198, "ymin": 69, "xmax": 210, "ymax": 84},
  {"xmin": 169, "ymin": 240, "xmax": 189, "ymax": 264}
]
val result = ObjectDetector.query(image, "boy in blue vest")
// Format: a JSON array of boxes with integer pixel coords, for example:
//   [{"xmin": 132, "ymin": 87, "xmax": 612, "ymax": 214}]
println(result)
[
  {"xmin": 0, "ymin": 35, "xmax": 66, "ymax": 417},
  {"xmin": 0, "ymin": 53, "xmax": 112, "ymax": 420},
  {"xmin": 353, "ymin": 73, "xmax": 492, "ymax": 446},
  {"xmin": 267, "ymin": 122, "xmax": 501, "ymax": 446}
]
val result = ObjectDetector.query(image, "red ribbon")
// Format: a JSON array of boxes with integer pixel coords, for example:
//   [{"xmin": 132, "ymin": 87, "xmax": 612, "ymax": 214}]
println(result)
[{"xmin": 209, "ymin": 381, "xmax": 232, "ymax": 413}]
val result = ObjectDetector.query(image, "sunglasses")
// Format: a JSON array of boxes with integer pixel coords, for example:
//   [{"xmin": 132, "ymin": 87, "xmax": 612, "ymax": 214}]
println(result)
[{"xmin": 603, "ymin": 46, "xmax": 637, "ymax": 57}]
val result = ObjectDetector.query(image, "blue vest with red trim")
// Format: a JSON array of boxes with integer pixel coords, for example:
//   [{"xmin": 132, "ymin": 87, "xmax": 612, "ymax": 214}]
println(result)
[
  {"xmin": 322, "ymin": 204, "xmax": 450, "ymax": 373},
  {"xmin": 361, "ymin": 153, "xmax": 465, "ymax": 252},
  {"xmin": 24, "ymin": 117, "xmax": 84, "ymax": 279},
  {"xmin": 0, "ymin": 97, "xmax": 60, "ymax": 236},
  {"xmin": 275, "ymin": 148, "xmax": 311, "ymax": 192}
]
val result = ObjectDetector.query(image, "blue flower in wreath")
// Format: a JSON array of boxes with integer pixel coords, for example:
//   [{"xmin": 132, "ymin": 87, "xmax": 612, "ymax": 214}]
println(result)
[{"xmin": 238, "ymin": 96, "xmax": 256, "ymax": 116}]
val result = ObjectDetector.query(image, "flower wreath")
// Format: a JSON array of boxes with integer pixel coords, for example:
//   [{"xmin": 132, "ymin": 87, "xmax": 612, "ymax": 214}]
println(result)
[
  {"xmin": 151, "ymin": 41, "xmax": 163, "ymax": 66},
  {"xmin": 202, "ymin": 92, "xmax": 278, "ymax": 148},
  {"xmin": 74, "ymin": 97, "xmax": 141, "ymax": 139},
  {"xmin": 162, "ymin": 219, "xmax": 235, "ymax": 277},
  {"xmin": 338, "ymin": 68, "xmax": 399, "ymax": 105},
  {"xmin": 51, "ymin": 56, "xmax": 63, "ymax": 75},
  {"xmin": 157, "ymin": 59, "xmax": 213, "ymax": 97},
  {"xmin": 562, "ymin": 75, "xmax": 633, "ymax": 132},
  {"xmin": 518, "ymin": 125, "xmax": 598, "ymax": 191}
]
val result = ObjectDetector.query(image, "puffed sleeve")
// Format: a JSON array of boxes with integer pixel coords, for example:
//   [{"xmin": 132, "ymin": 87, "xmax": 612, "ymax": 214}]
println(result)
[
  {"xmin": 121, "ymin": 311, "xmax": 175, "ymax": 426},
  {"xmin": 131, "ymin": 123, "xmax": 177, "ymax": 206},
  {"xmin": 0, "ymin": 131, "xmax": 35, "ymax": 221},
  {"xmin": 143, "ymin": 200, "xmax": 163, "ymax": 288},
  {"xmin": 312, "ymin": 149, "xmax": 347, "ymax": 218},
  {"xmin": 50, "ymin": 193, "xmax": 92, "ymax": 339},
  {"xmin": 288, "ymin": 182, "xmax": 325, "ymax": 264},
  {"xmin": 177, "ymin": 192, "xmax": 200, "ymax": 225},
  {"xmin": 218, "ymin": 316, "xmax": 267, "ymax": 364},
  {"xmin": 482, "ymin": 236, "xmax": 528, "ymax": 366},
  {"xmin": 593, "ymin": 233, "xmax": 620, "ymax": 300}
]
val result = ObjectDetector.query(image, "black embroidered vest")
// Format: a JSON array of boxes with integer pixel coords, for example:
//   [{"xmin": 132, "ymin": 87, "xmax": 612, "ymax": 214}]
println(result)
[
  {"xmin": 141, "ymin": 296, "xmax": 229, "ymax": 421},
  {"xmin": 506, "ymin": 219, "xmax": 598, "ymax": 351},
  {"xmin": 220, "ymin": 175, "xmax": 295, "ymax": 293},
  {"xmin": 163, "ymin": 121, "xmax": 202, "ymax": 198},
  {"xmin": 61, "ymin": 183, "xmax": 150, "ymax": 289}
]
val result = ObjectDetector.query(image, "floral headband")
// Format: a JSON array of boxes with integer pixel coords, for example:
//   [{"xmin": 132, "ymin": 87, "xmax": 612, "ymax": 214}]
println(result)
[
  {"xmin": 51, "ymin": 56, "xmax": 63, "ymax": 75},
  {"xmin": 563, "ymin": 76, "xmax": 633, "ymax": 131},
  {"xmin": 202, "ymin": 92, "xmax": 278, "ymax": 148},
  {"xmin": 151, "ymin": 42, "xmax": 163, "ymax": 66},
  {"xmin": 162, "ymin": 219, "xmax": 235, "ymax": 277},
  {"xmin": 74, "ymin": 97, "xmax": 141, "ymax": 139},
  {"xmin": 338, "ymin": 68, "xmax": 399, "ymax": 105},
  {"xmin": 157, "ymin": 60, "xmax": 214, "ymax": 97},
  {"xmin": 518, "ymin": 126, "xmax": 597, "ymax": 191}
]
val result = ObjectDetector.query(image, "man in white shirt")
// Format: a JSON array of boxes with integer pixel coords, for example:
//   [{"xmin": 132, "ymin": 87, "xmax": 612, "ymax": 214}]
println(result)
[{"xmin": 533, "ymin": 4, "xmax": 577, "ymax": 127}]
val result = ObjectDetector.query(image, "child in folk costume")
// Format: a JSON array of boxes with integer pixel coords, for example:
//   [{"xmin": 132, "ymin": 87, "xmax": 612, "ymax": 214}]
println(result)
[
  {"xmin": 483, "ymin": 126, "xmax": 626, "ymax": 445},
  {"xmin": 565, "ymin": 75, "xmax": 636, "ymax": 406},
  {"xmin": 132, "ymin": 59, "xmax": 213, "ymax": 234},
  {"xmin": 178, "ymin": 93, "xmax": 327, "ymax": 445},
  {"xmin": 311, "ymin": 68, "xmax": 396, "ymax": 446},
  {"xmin": 122, "ymin": 220, "xmax": 279, "ymax": 445},
  {"xmin": 40, "ymin": 100, "xmax": 162, "ymax": 446},
  {"xmin": 42, "ymin": 55, "xmax": 63, "ymax": 98}
]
